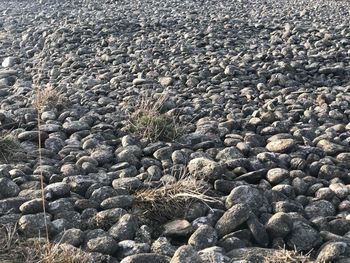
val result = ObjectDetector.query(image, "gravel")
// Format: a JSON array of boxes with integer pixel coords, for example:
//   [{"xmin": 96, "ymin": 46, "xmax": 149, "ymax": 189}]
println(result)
[{"xmin": 1, "ymin": 0, "xmax": 350, "ymax": 261}]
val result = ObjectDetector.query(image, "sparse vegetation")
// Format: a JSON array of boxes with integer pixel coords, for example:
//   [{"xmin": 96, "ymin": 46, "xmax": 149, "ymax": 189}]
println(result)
[
  {"xmin": 262, "ymin": 248, "xmax": 313, "ymax": 263},
  {"xmin": 0, "ymin": 132, "xmax": 20, "ymax": 163},
  {"xmin": 133, "ymin": 169, "xmax": 219, "ymax": 223},
  {"xmin": 32, "ymin": 85, "xmax": 66, "ymax": 111},
  {"xmin": 0, "ymin": 224, "xmax": 89, "ymax": 263},
  {"xmin": 127, "ymin": 93, "xmax": 186, "ymax": 142}
]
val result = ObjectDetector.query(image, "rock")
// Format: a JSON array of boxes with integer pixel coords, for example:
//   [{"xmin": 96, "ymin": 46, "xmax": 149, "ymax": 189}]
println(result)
[
  {"xmin": 170, "ymin": 245, "xmax": 202, "ymax": 263},
  {"xmin": 151, "ymin": 237, "xmax": 177, "ymax": 257},
  {"xmin": 120, "ymin": 253, "xmax": 170, "ymax": 263},
  {"xmin": 188, "ymin": 225, "xmax": 218, "ymax": 250},
  {"xmin": 187, "ymin": 158, "xmax": 225, "ymax": 181},
  {"xmin": 87, "ymin": 236, "xmax": 118, "ymax": 255},
  {"xmin": 225, "ymin": 185, "xmax": 270, "ymax": 214},
  {"xmin": 19, "ymin": 213, "xmax": 53, "ymax": 237},
  {"xmin": 101, "ymin": 195, "xmax": 134, "ymax": 209},
  {"xmin": 266, "ymin": 139, "xmax": 296, "ymax": 153},
  {"xmin": 246, "ymin": 215, "xmax": 269, "ymax": 247},
  {"xmin": 62, "ymin": 121, "xmax": 90, "ymax": 134},
  {"xmin": 19, "ymin": 198, "xmax": 47, "ymax": 214},
  {"xmin": 286, "ymin": 221, "xmax": 322, "ymax": 251},
  {"xmin": 109, "ymin": 214, "xmax": 138, "ymax": 241},
  {"xmin": 198, "ymin": 247, "xmax": 230, "ymax": 263},
  {"xmin": 317, "ymin": 139, "xmax": 345, "ymax": 155},
  {"xmin": 45, "ymin": 182, "xmax": 71, "ymax": 198},
  {"xmin": 2, "ymin": 57, "xmax": 19, "ymax": 67},
  {"xmin": 159, "ymin": 77, "xmax": 173, "ymax": 87},
  {"xmin": 266, "ymin": 168, "xmax": 289, "ymax": 185},
  {"xmin": 0, "ymin": 178, "xmax": 20, "ymax": 198},
  {"xmin": 216, "ymin": 147, "xmax": 243, "ymax": 161},
  {"xmin": 316, "ymin": 242, "xmax": 347, "ymax": 263},
  {"xmin": 305, "ymin": 200, "xmax": 336, "ymax": 219},
  {"xmin": 118, "ymin": 240, "xmax": 150, "ymax": 258},
  {"xmin": 55, "ymin": 228, "xmax": 84, "ymax": 247},
  {"xmin": 0, "ymin": 197, "xmax": 29, "ymax": 216},
  {"xmin": 112, "ymin": 178, "xmax": 142, "ymax": 190},
  {"xmin": 265, "ymin": 212, "xmax": 293, "ymax": 238},
  {"xmin": 163, "ymin": 219, "xmax": 193, "ymax": 238},
  {"xmin": 215, "ymin": 204, "xmax": 251, "ymax": 237}
]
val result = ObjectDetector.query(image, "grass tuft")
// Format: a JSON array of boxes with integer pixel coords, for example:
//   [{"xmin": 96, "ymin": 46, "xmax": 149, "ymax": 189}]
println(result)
[
  {"xmin": 126, "ymin": 93, "xmax": 186, "ymax": 142},
  {"xmin": 0, "ymin": 224, "xmax": 89, "ymax": 263},
  {"xmin": 32, "ymin": 85, "xmax": 66, "ymax": 111},
  {"xmin": 0, "ymin": 132, "xmax": 20, "ymax": 163},
  {"xmin": 262, "ymin": 248, "xmax": 313, "ymax": 263},
  {"xmin": 133, "ymin": 169, "xmax": 219, "ymax": 224}
]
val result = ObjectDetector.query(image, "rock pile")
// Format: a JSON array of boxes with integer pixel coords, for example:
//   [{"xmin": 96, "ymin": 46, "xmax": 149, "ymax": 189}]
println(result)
[{"xmin": 1, "ymin": 0, "xmax": 350, "ymax": 262}]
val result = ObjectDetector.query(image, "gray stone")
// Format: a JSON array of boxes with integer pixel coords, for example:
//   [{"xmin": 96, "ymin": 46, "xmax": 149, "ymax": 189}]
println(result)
[
  {"xmin": 316, "ymin": 242, "xmax": 347, "ymax": 263},
  {"xmin": 265, "ymin": 212, "xmax": 293, "ymax": 238},
  {"xmin": 188, "ymin": 225, "xmax": 218, "ymax": 250},
  {"xmin": 19, "ymin": 213, "xmax": 53, "ymax": 237},
  {"xmin": 286, "ymin": 221, "xmax": 322, "ymax": 251},
  {"xmin": 170, "ymin": 245, "xmax": 202, "ymax": 263},
  {"xmin": 225, "ymin": 185, "xmax": 270, "ymax": 214},
  {"xmin": 101, "ymin": 195, "xmax": 134, "ymax": 209},
  {"xmin": 215, "ymin": 204, "xmax": 251, "ymax": 238},
  {"xmin": 187, "ymin": 157, "xmax": 225, "ymax": 181},
  {"xmin": 163, "ymin": 219, "xmax": 193, "ymax": 237},
  {"xmin": 120, "ymin": 253, "xmax": 170, "ymax": 263},
  {"xmin": 305, "ymin": 200, "xmax": 336, "ymax": 219},
  {"xmin": 151, "ymin": 237, "xmax": 177, "ymax": 257},
  {"xmin": 109, "ymin": 214, "xmax": 138, "ymax": 241},
  {"xmin": 87, "ymin": 236, "xmax": 118, "ymax": 255},
  {"xmin": 118, "ymin": 240, "xmax": 150, "ymax": 258},
  {"xmin": 266, "ymin": 139, "xmax": 296, "ymax": 153},
  {"xmin": 0, "ymin": 178, "xmax": 20, "ymax": 198},
  {"xmin": 55, "ymin": 228, "xmax": 84, "ymax": 247}
]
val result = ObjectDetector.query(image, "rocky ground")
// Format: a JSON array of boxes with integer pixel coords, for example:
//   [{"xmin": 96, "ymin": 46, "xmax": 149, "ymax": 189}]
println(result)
[{"xmin": 1, "ymin": 0, "xmax": 350, "ymax": 262}]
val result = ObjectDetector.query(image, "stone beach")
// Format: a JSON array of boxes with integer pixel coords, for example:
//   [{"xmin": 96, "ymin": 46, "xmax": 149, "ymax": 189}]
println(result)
[{"xmin": 1, "ymin": 0, "xmax": 350, "ymax": 262}]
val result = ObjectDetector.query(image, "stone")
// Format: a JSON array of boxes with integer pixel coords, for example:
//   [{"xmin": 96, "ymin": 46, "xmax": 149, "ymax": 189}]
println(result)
[
  {"xmin": 170, "ymin": 245, "xmax": 202, "ymax": 263},
  {"xmin": 286, "ymin": 221, "xmax": 322, "ymax": 251},
  {"xmin": 87, "ymin": 236, "xmax": 118, "ymax": 255},
  {"xmin": 188, "ymin": 225, "xmax": 218, "ymax": 250},
  {"xmin": 101, "ymin": 195, "xmax": 134, "ymax": 209},
  {"xmin": 118, "ymin": 240, "xmax": 150, "ymax": 258},
  {"xmin": 187, "ymin": 157, "xmax": 225, "ymax": 181},
  {"xmin": 266, "ymin": 139, "xmax": 296, "ymax": 153},
  {"xmin": 317, "ymin": 139, "xmax": 345, "ymax": 155},
  {"xmin": 266, "ymin": 168, "xmax": 289, "ymax": 185},
  {"xmin": 109, "ymin": 214, "xmax": 138, "ymax": 241},
  {"xmin": 55, "ymin": 228, "xmax": 84, "ymax": 247},
  {"xmin": 159, "ymin": 77, "xmax": 173, "ymax": 87},
  {"xmin": 265, "ymin": 212, "xmax": 293, "ymax": 238},
  {"xmin": 18, "ymin": 213, "xmax": 53, "ymax": 237},
  {"xmin": 19, "ymin": 198, "xmax": 47, "ymax": 214},
  {"xmin": 45, "ymin": 182, "xmax": 71, "ymax": 198},
  {"xmin": 316, "ymin": 242, "xmax": 347, "ymax": 263},
  {"xmin": 163, "ymin": 219, "xmax": 193, "ymax": 237},
  {"xmin": 225, "ymin": 185, "xmax": 270, "ymax": 214},
  {"xmin": 151, "ymin": 237, "xmax": 177, "ymax": 257},
  {"xmin": 216, "ymin": 147, "xmax": 243, "ymax": 161},
  {"xmin": 215, "ymin": 204, "xmax": 251, "ymax": 238},
  {"xmin": 120, "ymin": 253, "xmax": 170, "ymax": 263},
  {"xmin": 305, "ymin": 200, "xmax": 336, "ymax": 219},
  {"xmin": 0, "ymin": 178, "xmax": 20, "ymax": 198}
]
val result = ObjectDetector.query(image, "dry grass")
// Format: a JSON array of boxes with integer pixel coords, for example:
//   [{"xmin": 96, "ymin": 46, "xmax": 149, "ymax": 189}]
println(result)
[
  {"xmin": 133, "ymin": 169, "xmax": 220, "ymax": 223},
  {"xmin": 0, "ymin": 132, "xmax": 21, "ymax": 163},
  {"xmin": 262, "ymin": 248, "xmax": 313, "ymax": 263},
  {"xmin": 0, "ymin": 224, "xmax": 89, "ymax": 263},
  {"xmin": 126, "ymin": 93, "xmax": 186, "ymax": 142},
  {"xmin": 32, "ymin": 85, "xmax": 66, "ymax": 111}
]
